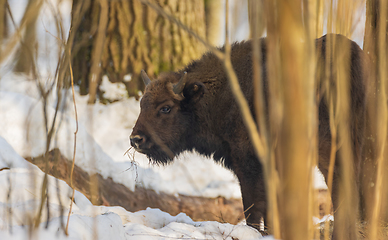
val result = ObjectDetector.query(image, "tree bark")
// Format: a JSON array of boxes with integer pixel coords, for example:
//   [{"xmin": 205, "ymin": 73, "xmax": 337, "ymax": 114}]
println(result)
[
  {"xmin": 71, "ymin": 0, "xmax": 206, "ymax": 100},
  {"xmin": 362, "ymin": 0, "xmax": 388, "ymax": 231}
]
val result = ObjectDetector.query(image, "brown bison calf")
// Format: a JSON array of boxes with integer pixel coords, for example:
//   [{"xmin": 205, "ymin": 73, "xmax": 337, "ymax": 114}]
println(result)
[{"xmin": 130, "ymin": 34, "xmax": 368, "ymax": 236}]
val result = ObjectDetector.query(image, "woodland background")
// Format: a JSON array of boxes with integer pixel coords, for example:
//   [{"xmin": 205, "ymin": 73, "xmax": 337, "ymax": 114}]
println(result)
[{"xmin": 0, "ymin": 0, "xmax": 387, "ymax": 240}]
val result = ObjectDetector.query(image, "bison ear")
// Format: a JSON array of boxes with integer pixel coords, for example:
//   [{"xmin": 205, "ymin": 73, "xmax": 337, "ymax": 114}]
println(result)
[{"xmin": 183, "ymin": 82, "xmax": 206, "ymax": 102}]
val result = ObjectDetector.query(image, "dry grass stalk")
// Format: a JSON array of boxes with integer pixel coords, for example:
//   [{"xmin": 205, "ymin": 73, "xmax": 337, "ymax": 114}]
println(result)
[
  {"xmin": 275, "ymin": 0, "xmax": 315, "ymax": 239},
  {"xmin": 248, "ymin": 0, "xmax": 278, "ymax": 236},
  {"xmin": 65, "ymin": 48, "xmax": 79, "ymax": 235},
  {"xmin": 368, "ymin": 1, "xmax": 388, "ymax": 239},
  {"xmin": 0, "ymin": 0, "xmax": 41, "ymax": 66},
  {"xmin": 87, "ymin": 0, "xmax": 109, "ymax": 104},
  {"xmin": 322, "ymin": 1, "xmax": 365, "ymax": 239},
  {"xmin": 262, "ymin": 1, "xmax": 283, "ymax": 236}
]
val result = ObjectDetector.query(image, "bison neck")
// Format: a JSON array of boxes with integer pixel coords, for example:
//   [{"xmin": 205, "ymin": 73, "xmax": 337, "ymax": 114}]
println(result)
[{"xmin": 183, "ymin": 98, "xmax": 255, "ymax": 171}]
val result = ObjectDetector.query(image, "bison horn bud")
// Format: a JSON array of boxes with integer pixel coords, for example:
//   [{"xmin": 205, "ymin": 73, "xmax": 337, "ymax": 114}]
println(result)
[
  {"xmin": 173, "ymin": 72, "xmax": 188, "ymax": 94},
  {"xmin": 141, "ymin": 70, "xmax": 151, "ymax": 86}
]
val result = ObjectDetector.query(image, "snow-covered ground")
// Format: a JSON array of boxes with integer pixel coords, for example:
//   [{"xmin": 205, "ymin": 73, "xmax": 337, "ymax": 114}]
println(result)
[
  {"xmin": 0, "ymin": 1, "xmax": 262, "ymax": 239},
  {"xmin": 0, "ymin": 136, "xmax": 263, "ymax": 240},
  {"xmin": 0, "ymin": 0, "xmax": 367, "ymax": 239},
  {"xmin": 0, "ymin": 72, "xmax": 243, "ymax": 199}
]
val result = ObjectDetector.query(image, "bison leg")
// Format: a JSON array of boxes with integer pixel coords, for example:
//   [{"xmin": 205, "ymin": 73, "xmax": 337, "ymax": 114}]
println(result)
[
  {"xmin": 332, "ymin": 172, "xmax": 359, "ymax": 240},
  {"xmin": 234, "ymin": 157, "xmax": 267, "ymax": 232},
  {"xmin": 319, "ymin": 156, "xmax": 359, "ymax": 240}
]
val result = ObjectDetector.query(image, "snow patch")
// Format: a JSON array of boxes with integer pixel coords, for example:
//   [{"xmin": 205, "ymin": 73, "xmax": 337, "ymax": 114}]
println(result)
[{"xmin": 100, "ymin": 75, "xmax": 129, "ymax": 101}]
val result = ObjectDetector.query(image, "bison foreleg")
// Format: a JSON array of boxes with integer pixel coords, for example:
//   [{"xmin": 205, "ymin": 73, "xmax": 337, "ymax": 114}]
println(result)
[{"xmin": 234, "ymin": 158, "xmax": 267, "ymax": 232}]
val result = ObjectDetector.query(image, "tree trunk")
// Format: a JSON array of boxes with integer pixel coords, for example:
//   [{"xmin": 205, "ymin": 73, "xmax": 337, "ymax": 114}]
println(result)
[
  {"xmin": 0, "ymin": 0, "xmax": 7, "ymax": 48},
  {"xmin": 205, "ymin": 0, "xmax": 222, "ymax": 46},
  {"xmin": 362, "ymin": 0, "xmax": 388, "ymax": 231},
  {"xmin": 13, "ymin": 0, "xmax": 42, "ymax": 76},
  {"xmin": 71, "ymin": 0, "xmax": 206, "ymax": 102}
]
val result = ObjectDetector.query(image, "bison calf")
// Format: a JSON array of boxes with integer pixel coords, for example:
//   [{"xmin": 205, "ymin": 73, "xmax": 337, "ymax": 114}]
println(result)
[{"xmin": 130, "ymin": 34, "xmax": 368, "ymax": 236}]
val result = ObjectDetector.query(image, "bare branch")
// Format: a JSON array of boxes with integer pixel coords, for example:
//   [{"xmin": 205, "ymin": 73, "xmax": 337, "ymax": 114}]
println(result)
[
  {"xmin": 66, "ymin": 47, "xmax": 79, "ymax": 235},
  {"xmin": 87, "ymin": 0, "xmax": 109, "ymax": 104},
  {"xmin": 0, "ymin": 0, "xmax": 42, "ymax": 65}
]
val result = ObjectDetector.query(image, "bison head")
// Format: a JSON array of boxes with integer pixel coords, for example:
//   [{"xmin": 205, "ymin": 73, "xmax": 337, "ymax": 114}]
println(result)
[{"xmin": 130, "ymin": 70, "xmax": 205, "ymax": 164}]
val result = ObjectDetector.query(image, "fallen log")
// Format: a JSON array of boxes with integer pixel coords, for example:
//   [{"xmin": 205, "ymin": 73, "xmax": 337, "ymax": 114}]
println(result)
[
  {"xmin": 26, "ymin": 149, "xmax": 331, "ymax": 224},
  {"xmin": 26, "ymin": 149, "xmax": 245, "ymax": 224}
]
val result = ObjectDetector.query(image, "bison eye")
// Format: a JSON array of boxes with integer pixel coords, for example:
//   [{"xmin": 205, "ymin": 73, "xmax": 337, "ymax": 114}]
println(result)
[{"xmin": 159, "ymin": 106, "xmax": 171, "ymax": 114}]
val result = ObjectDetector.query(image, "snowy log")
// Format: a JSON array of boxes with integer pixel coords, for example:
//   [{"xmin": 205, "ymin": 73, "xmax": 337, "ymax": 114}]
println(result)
[{"xmin": 26, "ymin": 148, "xmax": 245, "ymax": 224}]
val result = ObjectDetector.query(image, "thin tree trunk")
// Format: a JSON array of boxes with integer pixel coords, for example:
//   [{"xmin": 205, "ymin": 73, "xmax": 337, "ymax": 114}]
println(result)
[
  {"xmin": 362, "ymin": 1, "xmax": 388, "ymax": 238},
  {"xmin": 13, "ymin": 0, "xmax": 42, "ymax": 76},
  {"xmin": 264, "ymin": 0, "xmax": 316, "ymax": 238},
  {"xmin": 87, "ymin": 0, "xmax": 109, "ymax": 104},
  {"xmin": 0, "ymin": 0, "xmax": 7, "ymax": 49},
  {"xmin": 205, "ymin": 0, "xmax": 222, "ymax": 46}
]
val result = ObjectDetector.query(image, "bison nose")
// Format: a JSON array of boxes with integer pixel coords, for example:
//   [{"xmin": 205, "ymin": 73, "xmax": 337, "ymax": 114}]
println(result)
[{"xmin": 130, "ymin": 135, "xmax": 145, "ymax": 148}]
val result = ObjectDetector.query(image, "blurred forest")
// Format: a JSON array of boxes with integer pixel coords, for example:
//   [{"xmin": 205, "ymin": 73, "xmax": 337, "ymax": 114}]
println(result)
[
  {"xmin": 7, "ymin": 0, "xmax": 218, "ymax": 103},
  {"xmin": 0, "ymin": 0, "xmax": 245, "ymax": 103},
  {"xmin": 1, "ymin": 0, "xmax": 388, "ymax": 240},
  {"xmin": 70, "ymin": 0, "xmax": 209, "ymax": 103}
]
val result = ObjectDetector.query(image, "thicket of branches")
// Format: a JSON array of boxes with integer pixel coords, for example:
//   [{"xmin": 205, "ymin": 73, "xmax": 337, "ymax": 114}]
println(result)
[{"xmin": 0, "ymin": 0, "xmax": 387, "ymax": 239}]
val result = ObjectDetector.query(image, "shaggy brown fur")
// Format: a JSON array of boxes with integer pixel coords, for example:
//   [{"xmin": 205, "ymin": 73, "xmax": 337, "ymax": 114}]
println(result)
[{"xmin": 130, "ymin": 34, "xmax": 369, "ymax": 235}]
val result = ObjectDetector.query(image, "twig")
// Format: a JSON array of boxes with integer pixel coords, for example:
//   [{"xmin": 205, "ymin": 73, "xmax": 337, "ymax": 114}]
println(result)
[
  {"xmin": 34, "ymin": 65, "xmax": 62, "ymax": 228},
  {"xmin": 66, "ymin": 47, "xmax": 78, "ymax": 235},
  {"xmin": 87, "ymin": 0, "xmax": 109, "ymax": 104},
  {"xmin": 0, "ymin": 0, "xmax": 42, "ymax": 65},
  {"xmin": 31, "ymin": 0, "xmax": 64, "ymax": 227}
]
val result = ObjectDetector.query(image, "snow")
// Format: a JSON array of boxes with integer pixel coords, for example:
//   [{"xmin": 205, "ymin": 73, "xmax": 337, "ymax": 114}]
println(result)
[
  {"xmin": 0, "ymin": 72, "xmax": 242, "ymax": 199},
  {"xmin": 0, "ymin": 138, "xmax": 262, "ymax": 239},
  {"xmin": 0, "ymin": 71, "xmax": 325, "ymax": 200},
  {"xmin": 313, "ymin": 215, "xmax": 335, "ymax": 225},
  {"xmin": 1, "ymin": 0, "xmax": 365, "ymax": 239},
  {"xmin": 0, "ymin": 63, "xmax": 324, "ymax": 240},
  {"xmin": 0, "ymin": 1, "xmax": 254, "ymax": 237},
  {"xmin": 100, "ymin": 76, "xmax": 129, "ymax": 101}
]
